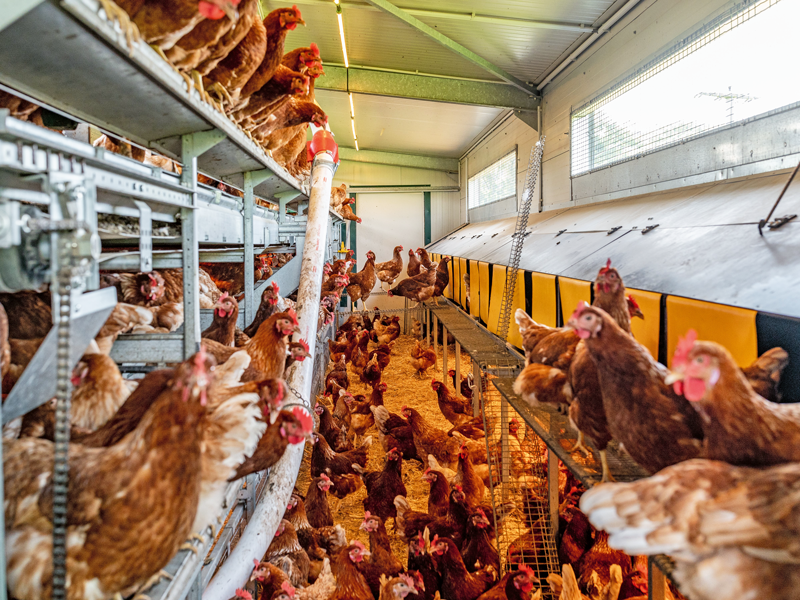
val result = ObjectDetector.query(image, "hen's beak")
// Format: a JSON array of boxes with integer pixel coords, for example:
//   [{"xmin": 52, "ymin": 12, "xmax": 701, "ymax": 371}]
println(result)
[
  {"xmin": 293, "ymin": 324, "xmax": 302, "ymax": 334},
  {"xmin": 664, "ymin": 371, "xmax": 684, "ymax": 385}
]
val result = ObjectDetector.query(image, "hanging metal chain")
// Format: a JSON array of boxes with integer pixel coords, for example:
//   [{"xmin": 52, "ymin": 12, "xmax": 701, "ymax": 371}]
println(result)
[
  {"xmin": 52, "ymin": 239, "xmax": 75, "ymax": 600},
  {"xmin": 496, "ymin": 137, "xmax": 545, "ymax": 342},
  {"xmin": 25, "ymin": 211, "xmax": 96, "ymax": 600}
]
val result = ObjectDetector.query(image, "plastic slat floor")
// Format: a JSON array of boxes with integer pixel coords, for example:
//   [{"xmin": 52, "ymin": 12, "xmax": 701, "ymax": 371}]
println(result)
[{"xmin": 427, "ymin": 302, "xmax": 522, "ymax": 371}]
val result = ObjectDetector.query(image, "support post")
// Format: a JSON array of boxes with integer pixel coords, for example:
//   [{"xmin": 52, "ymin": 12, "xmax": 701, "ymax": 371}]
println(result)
[
  {"xmin": 648, "ymin": 558, "xmax": 667, "ymax": 600},
  {"xmin": 433, "ymin": 315, "xmax": 438, "ymax": 364},
  {"xmin": 472, "ymin": 361, "xmax": 482, "ymax": 417},
  {"xmin": 243, "ymin": 174, "xmax": 254, "ymax": 327},
  {"xmin": 455, "ymin": 342, "xmax": 461, "ymax": 398},
  {"xmin": 242, "ymin": 170, "xmax": 271, "ymax": 327},
  {"xmin": 203, "ymin": 133, "xmax": 337, "ymax": 600},
  {"xmin": 443, "ymin": 330, "xmax": 448, "ymax": 380},
  {"xmin": 133, "ymin": 200, "xmax": 152, "ymax": 272},
  {"xmin": 547, "ymin": 449, "xmax": 559, "ymax": 541},
  {"xmin": 180, "ymin": 130, "xmax": 226, "ymax": 359},
  {"xmin": 501, "ymin": 396, "xmax": 509, "ymax": 483}
]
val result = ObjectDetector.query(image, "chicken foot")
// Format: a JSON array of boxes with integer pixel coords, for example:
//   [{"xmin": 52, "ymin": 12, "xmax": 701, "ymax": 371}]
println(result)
[
  {"xmin": 206, "ymin": 82, "xmax": 234, "ymax": 108},
  {"xmin": 97, "ymin": 0, "xmax": 140, "ymax": 55},
  {"xmin": 599, "ymin": 449, "xmax": 616, "ymax": 483},
  {"xmin": 131, "ymin": 569, "xmax": 174, "ymax": 600},
  {"xmin": 568, "ymin": 431, "xmax": 592, "ymax": 458},
  {"xmin": 149, "ymin": 44, "xmax": 195, "ymax": 94}
]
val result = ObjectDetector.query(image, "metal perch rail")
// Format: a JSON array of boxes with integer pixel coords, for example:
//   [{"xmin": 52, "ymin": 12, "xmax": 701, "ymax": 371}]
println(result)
[{"xmin": 203, "ymin": 131, "xmax": 339, "ymax": 600}]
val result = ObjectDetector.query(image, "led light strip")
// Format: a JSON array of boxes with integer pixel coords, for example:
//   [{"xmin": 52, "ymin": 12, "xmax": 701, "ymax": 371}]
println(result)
[{"xmin": 335, "ymin": 0, "xmax": 358, "ymax": 150}]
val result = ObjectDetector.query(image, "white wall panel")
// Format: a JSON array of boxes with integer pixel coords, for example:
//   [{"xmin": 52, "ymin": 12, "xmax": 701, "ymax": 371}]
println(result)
[
  {"xmin": 431, "ymin": 191, "xmax": 463, "ymax": 241},
  {"xmin": 354, "ymin": 193, "xmax": 424, "ymax": 313}
]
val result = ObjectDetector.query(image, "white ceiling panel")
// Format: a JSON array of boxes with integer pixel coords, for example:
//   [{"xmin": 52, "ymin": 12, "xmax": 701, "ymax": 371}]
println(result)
[{"xmin": 316, "ymin": 89, "xmax": 503, "ymax": 157}]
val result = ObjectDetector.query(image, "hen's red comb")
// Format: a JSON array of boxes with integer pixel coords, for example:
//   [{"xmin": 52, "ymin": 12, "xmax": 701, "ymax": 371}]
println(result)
[
  {"xmin": 518, "ymin": 565, "xmax": 536, "ymax": 579},
  {"xmin": 310, "ymin": 42, "xmax": 320, "ymax": 56},
  {"xmin": 219, "ymin": 292, "xmax": 229, "ymax": 301},
  {"xmin": 353, "ymin": 540, "xmax": 366, "ymax": 551},
  {"xmin": 253, "ymin": 558, "xmax": 260, "ymax": 567},
  {"xmin": 363, "ymin": 511, "xmax": 371, "ymax": 520},
  {"xmin": 281, "ymin": 581, "xmax": 296, "ymax": 597},
  {"xmin": 320, "ymin": 473, "xmax": 331, "ymax": 482},
  {"xmin": 672, "ymin": 329, "xmax": 698, "ymax": 368},
  {"xmin": 292, "ymin": 407, "xmax": 314, "ymax": 433},
  {"xmin": 287, "ymin": 307, "xmax": 299, "ymax": 325},
  {"xmin": 235, "ymin": 589, "xmax": 252, "ymax": 600},
  {"xmin": 272, "ymin": 281, "xmax": 280, "ymax": 292},
  {"xmin": 399, "ymin": 573, "xmax": 417, "ymax": 591},
  {"xmin": 627, "ymin": 294, "xmax": 640, "ymax": 309},
  {"xmin": 297, "ymin": 338, "xmax": 310, "ymax": 353},
  {"xmin": 599, "ymin": 258, "xmax": 612, "ymax": 275},
  {"xmin": 292, "ymin": 4, "xmax": 301, "ymax": 17},
  {"xmin": 569, "ymin": 300, "xmax": 589, "ymax": 322}
]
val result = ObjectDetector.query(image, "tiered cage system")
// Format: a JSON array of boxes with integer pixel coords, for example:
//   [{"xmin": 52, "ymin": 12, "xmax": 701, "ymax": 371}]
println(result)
[{"xmin": 0, "ymin": 2, "xmax": 344, "ymax": 598}]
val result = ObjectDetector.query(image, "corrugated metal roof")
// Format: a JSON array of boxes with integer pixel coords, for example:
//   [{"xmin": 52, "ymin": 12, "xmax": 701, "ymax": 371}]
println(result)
[{"xmin": 262, "ymin": 0, "xmax": 622, "ymax": 156}]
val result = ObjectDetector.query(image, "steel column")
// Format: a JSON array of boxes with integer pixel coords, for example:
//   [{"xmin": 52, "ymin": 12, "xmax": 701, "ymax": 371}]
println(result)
[
  {"xmin": 243, "ymin": 170, "xmax": 272, "ymax": 326},
  {"xmin": 180, "ymin": 130, "xmax": 226, "ymax": 359},
  {"xmin": 547, "ymin": 450, "xmax": 559, "ymax": 541},
  {"xmin": 472, "ymin": 361, "xmax": 482, "ymax": 417},
  {"xmin": 133, "ymin": 200, "xmax": 152, "ymax": 272},
  {"xmin": 433, "ymin": 315, "xmax": 438, "ymax": 367},
  {"xmin": 443, "ymin": 330, "xmax": 448, "ymax": 380},
  {"xmin": 648, "ymin": 557, "xmax": 667, "ymax": 600},
  {"xmin": 455, "ymin": 342, "xmax": 461, "ymax": 398},
  {"xmin": 500, "ymin": 396, "xmax": 509, "ymax": 483}
]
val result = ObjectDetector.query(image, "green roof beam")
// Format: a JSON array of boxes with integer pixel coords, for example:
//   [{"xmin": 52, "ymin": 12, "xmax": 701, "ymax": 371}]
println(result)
[
  {"xmin": 339, "ymin": 147, "xmax": 458, "ymax": 172},
  {"xmin": 316, "ymin": 65, "xmax": 540, "ymax": 113}
]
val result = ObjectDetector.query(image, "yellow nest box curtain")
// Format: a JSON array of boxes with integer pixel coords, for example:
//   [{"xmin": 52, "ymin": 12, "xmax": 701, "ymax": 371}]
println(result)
[
  {"xmin": 626, "ymin": 288, "xmax": 662, "ymax": 359},
  {"xmin": 666, "ymin": 296, "xmax": 757, "ymax": 368},
  {"xmin": 530, "ymin": 273, "xmax": 557, "ymax": 328},
  {"xmin": 559, "ymin": 277, "xmax": 592, "ymax": 324}
]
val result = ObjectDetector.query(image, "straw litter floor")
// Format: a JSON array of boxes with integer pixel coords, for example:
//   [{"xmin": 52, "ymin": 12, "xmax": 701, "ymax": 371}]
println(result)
[{"xmin": 296, "ymin": 333, "xmax": 474, "ymax": 566}]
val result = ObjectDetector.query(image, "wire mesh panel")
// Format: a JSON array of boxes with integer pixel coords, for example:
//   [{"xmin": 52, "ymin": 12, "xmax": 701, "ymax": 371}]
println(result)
[{"xmin": 479, "ymin": 368, "xmax": 560, "ymax": 590}]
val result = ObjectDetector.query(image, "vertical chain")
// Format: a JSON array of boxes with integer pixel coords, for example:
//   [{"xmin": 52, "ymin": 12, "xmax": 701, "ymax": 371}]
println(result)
[
  {"xmin": 496, "ymin": 138, "xmax": 545, "ymax": 342},
  {"xmin": 52, "ymin": 239, "xmax": 73, "ymax": 600}
]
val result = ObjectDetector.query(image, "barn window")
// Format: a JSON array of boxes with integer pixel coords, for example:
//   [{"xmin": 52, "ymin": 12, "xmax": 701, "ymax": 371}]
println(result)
[
  {"xmin": 468, "ymin": 150, "xmax": 516, "ymax": 209},
  {"xmin": 571, "ymin": 0, "xmax": 799, "ymax": 177}
]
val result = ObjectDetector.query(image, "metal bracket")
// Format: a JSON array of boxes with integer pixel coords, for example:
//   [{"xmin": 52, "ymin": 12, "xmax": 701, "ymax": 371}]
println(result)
[
  {"xmin": 180, "ymin": 129, "xmax": 227, "ymax": 188},
  {"xmin": 767, "ymin": 214, "xmax": 797, "ymax": 230},
  {"xmin": 555, "ymin": 229, "xmax": 567, "ymax": 237},
  {"xmin": 3, "ymin": 286, "xmax": 117, "ymax": 423},
  {"xmin": 276, "ymin": 190, "xmax": 303, "ymax": 224},
  {"xmin": 607, "ymin": 226, "xmax": 622, "ymax": 235},
  {"xmin": 641, "ymin": 224, "xmax": 660, "ymax": 234},
  {"xmin": 133, "ymin": 200, "xmax": 153, "ymax": 272}
]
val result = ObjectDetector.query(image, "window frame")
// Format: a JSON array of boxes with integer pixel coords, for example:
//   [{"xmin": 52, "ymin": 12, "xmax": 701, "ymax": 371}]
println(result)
[
  {"xmin": 467, "ymin": 149, "xmax": 518, "ymax": 210},
  {"xmin": 570, "ymin": 0, "xmax": 787, "ymax": 178}
]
